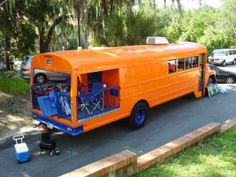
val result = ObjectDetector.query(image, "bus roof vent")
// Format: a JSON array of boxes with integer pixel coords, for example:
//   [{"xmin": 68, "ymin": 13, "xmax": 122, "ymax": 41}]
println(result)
[{"xmin": 146, "ymin": 37, "xmax": 169, "ymax": 45}]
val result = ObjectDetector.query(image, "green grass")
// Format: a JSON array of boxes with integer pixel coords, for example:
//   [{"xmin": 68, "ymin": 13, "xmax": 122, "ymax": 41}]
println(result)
[
  {"xmin": 135, "ymin": 127, "xmax": 236, "ymax": 177},
  {"xmin": 0, "ymin": 71, "xmax": 29, "ymax": 95}
]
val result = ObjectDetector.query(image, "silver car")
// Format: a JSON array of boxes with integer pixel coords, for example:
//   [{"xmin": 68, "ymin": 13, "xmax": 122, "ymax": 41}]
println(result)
[
  {"xmin": 21, "ymin": 55, "xmax": 33, "ymax": 79},
  {"xmin": 21, "ymin": 55, "xmax": 69, "ymax": 84}
]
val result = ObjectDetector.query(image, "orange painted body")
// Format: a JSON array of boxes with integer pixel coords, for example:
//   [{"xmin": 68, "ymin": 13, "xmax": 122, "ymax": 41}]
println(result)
[{"xmin": 31, "ymin": 42, "xmax": 214, "ymax": 133}]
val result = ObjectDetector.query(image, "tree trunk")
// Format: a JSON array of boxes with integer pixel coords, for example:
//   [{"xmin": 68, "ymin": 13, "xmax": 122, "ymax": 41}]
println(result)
[
  {"xmin": 5, "ymin": 36, "xmax": 11, "ymax": 70},
  {"xmin": 164, "ymin": 0, "xmax": 166, "ymax": 7},
  {"xmin": 128, "ymin": 0, "xmax": 135, "ymax": 7},
  {"xmin": 199, "ymin": 0, "xmax": 202, "ymax": 7},
  {"xmin": 101, "ymin": 0, "xmax": 108, "ymax": 15},
  {"xmin": 39, "ymin": 16, "xmax": 65, "ymax": 53},
  {"xmin": 77, "ymin": 0, "xmax": 81, "ymax": 48},
  {"xmin": 176, "ymin": 0, "xmax": 182, "ymax": 12},
  {"xmin": 138, "ymin": 0, "xmax": 142, "ymax": 6},
  {"xmin": 171, "ymin": 0, "xmax": 175, "ymax": 5},
  {"xmin": 39, "ymin": 21, "xmax": 45, "ymax": 53},
  {"xmin": 153, "ymin": 0, "xmax": 156, "ymax": 13}
]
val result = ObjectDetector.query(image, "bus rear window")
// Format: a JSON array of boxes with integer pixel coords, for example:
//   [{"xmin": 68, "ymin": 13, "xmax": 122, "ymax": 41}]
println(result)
[{"xmin": 168, "ymin": 60, "xmax": 176, "ymax": 74}]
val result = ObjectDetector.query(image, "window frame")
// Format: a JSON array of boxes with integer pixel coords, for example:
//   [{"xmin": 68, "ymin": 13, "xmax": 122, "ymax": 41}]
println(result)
[
  {"xmin": 185, "ymin": 57, "xmax": 193, "ymax": 70},
  {"xmin": 168, "ymin": 59, "xmax": 177, "ymax": 74},
  {"xmin": 177, "ymin": 58, "xmax": 185, "ymax": 72},
  {"xmin": 192, "ymin": 56, "xmax": 199, "ymax": 68}
]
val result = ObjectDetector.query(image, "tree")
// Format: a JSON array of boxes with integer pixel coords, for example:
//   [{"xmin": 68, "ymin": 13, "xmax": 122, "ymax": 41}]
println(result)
[
  {"xmin": 89, "ymin": 3, "xmax": 159, "ymax": 46},
  {"xmin": 0, "ymin": 0, "xmax": 36, "ymax": 69},
  {"xmin": 77, "ymin": 0, "xmax": 135, "ymax": 47},
  {"xmin": 218, "ymin": 0, "xmax": 236, "ymax": 46},
  {"xmin": 163, "ymin": 0, "xmax": 181, "ymax": 12},
  {"xmin": 26, "ymin": 0, "xmax": 72, "ymax": 53}
]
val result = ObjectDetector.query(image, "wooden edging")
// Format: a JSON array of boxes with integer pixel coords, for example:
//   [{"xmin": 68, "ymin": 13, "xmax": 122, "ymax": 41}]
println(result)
[{"xmin": 60, "ymin": 119, "xmax": 236, "ymax": 177}]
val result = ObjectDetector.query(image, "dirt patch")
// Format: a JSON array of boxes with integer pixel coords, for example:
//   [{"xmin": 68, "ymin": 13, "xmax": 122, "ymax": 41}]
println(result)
[{"xmin": 0, "ymin": 92, "xmax": 33, "ymax": 138}]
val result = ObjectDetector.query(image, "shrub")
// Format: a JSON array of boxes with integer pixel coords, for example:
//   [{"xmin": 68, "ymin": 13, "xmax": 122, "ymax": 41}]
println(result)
[{"xmin": 0, "ymin": 72, "xmax": 29, "ymax": 95}]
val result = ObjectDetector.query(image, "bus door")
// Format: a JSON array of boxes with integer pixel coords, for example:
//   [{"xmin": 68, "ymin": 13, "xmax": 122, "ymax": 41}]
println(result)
[{"xmin": 198, "ymin": 53, "xmax": 205, "ymax": 95}]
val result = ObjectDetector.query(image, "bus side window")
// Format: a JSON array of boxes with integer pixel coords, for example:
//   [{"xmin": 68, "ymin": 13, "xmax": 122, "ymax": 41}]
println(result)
[
  {"xmin": 186, "ymin": 57, "xmax": 192, "ymax": 69},
  {"xmin": 177, "ymin": 58, "xmax": 184, "ymax": 71},
  {"xmin": 168, "ymin": 60, "xmax": 176, "ymax": 74},
  {"xmin": 193, "ymin": 56, "xmax": 199, "ymax": 68}
]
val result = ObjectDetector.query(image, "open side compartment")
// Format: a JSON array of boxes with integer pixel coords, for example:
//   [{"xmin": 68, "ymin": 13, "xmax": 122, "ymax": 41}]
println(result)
[
  {"xmin": 77, "ymin": 69, "xmax": 120, "ymax": 121},
  {"xmin": 31, "ymin": 69, "xmax": 72, "ymax": 120}
]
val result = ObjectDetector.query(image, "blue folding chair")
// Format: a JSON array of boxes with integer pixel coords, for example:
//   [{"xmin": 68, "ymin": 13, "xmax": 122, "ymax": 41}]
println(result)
[
  {"xmin": 91, "ymin": 82, "xmax": 104, "ymax": 111},
  {"xmin": 78, "ymin": 82, "xmax": 104, "ymax": 115}
]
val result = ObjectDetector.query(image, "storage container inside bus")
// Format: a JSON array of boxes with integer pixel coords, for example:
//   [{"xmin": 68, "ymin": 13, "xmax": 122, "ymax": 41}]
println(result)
[
  {"xmin": 77, "ymin": 69, "xmax": 120, "ymax": 120},
  {"xmin": 31, "ymin": 69, "xmax": 72, "ymax": 120},
  {"xmin": 32, "ymin": 69, "xmax": 120, "ymax": 121}
]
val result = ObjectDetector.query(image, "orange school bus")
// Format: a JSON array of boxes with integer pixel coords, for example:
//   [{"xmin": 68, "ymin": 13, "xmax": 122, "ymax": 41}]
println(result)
[{"xmin": 30, "ymin": 37, "xmax": 215, "ymax": 135}]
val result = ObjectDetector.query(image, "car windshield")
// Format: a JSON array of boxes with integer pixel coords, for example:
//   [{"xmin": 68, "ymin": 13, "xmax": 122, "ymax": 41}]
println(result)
[
  {"xmin": 213, "ymin": 50, "xmax": 227, "ymax": 56},
  {"xmin": 22, "ymin": 56, "xmax": 33, "ymax": 66}
]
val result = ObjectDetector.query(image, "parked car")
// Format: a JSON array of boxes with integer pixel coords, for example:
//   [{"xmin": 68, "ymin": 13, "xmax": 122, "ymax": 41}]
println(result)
[
  {"xmin": 21, "ymin": 55, "xmax": 68, "ymax": 84},
  {"xmin": 21, "ymin": 55, "xmax": 34, "ymax": 79},
  {"xmin": 209, "ymin": 64, "xmax": 236, "ymax": 84},
  {"xmin": 208, "ymin": 49, "xmax": 236, "ymax": 66},
  {"xmin": 13, "ymin": 61, "xmax": 22, "ymax": 72}
]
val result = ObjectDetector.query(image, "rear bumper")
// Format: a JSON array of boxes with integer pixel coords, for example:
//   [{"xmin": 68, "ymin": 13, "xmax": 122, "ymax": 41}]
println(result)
[
  {"xmin": 22, "ymin": 72, "xmax": 30, "ymax": 79},
  {"xmin": 213, "ymin": 60, "xmax": 224, "ymax": 65},
  {"xmin": 32, "ymin": 113, "xmax": 83, "ymax": 136}
]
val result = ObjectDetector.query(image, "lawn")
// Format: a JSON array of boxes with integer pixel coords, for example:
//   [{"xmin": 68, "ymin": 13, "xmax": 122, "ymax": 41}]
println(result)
[
  {"xmin": 135, "ymin": 127, "xmax": 236, "ymax": 177},
  {"xmin": 0, "ymin": 71, "xmax": 29, "ymax": 95}
]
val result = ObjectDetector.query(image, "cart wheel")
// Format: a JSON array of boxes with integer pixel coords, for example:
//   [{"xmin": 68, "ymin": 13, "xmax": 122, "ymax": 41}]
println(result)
[
  {"xmin": 49, "ymin": 151, "xmax": 54, "ymax": 156},
  {"xmin": 55, "ymin": 147, "xmax": 60, "ymax": 155}
]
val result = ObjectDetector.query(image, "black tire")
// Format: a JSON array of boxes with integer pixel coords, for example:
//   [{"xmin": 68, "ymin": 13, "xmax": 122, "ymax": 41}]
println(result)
[
  {"xmin": 128, "ymin": 102, "xmax": 148, "ymax": 129},
  {"xmin": 222, "ymin": 60, "xmax": 226, "ymax": 67},
  {"xmin": 41, "ymin": 132, "xmax": 51, "ymax": 142},
  {"xmin": 208, "ymin": 77, "xmax": 214, "ymax": 85},
  {"xmin": 233, "ymin": 59, "xmax": 236, "ymax": 65},
  {"xmin": 225, "ymin": 77, "xmax": 234, "ymax": 84},
  {"xmin": 34, "ymin": 73, "xmax": 47, "ymax": 84}
]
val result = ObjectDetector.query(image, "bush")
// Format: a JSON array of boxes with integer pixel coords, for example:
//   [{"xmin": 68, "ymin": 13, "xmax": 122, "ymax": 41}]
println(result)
[{"xmin": 0, "ymin": 72, "xmax": 29, "ymax": 95}]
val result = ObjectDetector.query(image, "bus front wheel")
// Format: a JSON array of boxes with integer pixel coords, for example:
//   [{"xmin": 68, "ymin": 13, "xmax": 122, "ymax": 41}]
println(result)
[{"xmin": 128, "ymin": 102, "xmax": 148, "ymax": 129}]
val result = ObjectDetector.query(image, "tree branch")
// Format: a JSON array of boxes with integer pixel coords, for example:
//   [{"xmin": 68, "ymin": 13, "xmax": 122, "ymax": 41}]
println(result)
[
  {"xmin": 41, "ymin": 15, "xmax": 69, "ymax": 52},
  {"xmin": 45, "ymin": 16, "xmax": 64, "ymax": 48}
]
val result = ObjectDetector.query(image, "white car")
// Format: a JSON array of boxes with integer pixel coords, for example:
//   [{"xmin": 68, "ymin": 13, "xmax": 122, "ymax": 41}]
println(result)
[
  {"xmin": 13, "ymin": 61, "xmax": 22, "ymax": 71},
  {"xmin": 208, "ymin": 49, "xmax": 236, "ymax": 66},
  {"xmin": 0, "ymin": 62, "xmax": 6, "ymax": 70}
]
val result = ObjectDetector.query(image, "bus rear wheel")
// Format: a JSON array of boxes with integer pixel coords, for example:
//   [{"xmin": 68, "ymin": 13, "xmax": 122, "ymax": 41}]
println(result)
[{"xmin": 128, "ymin": 102, "xmax": 148, "ymax": 129}]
